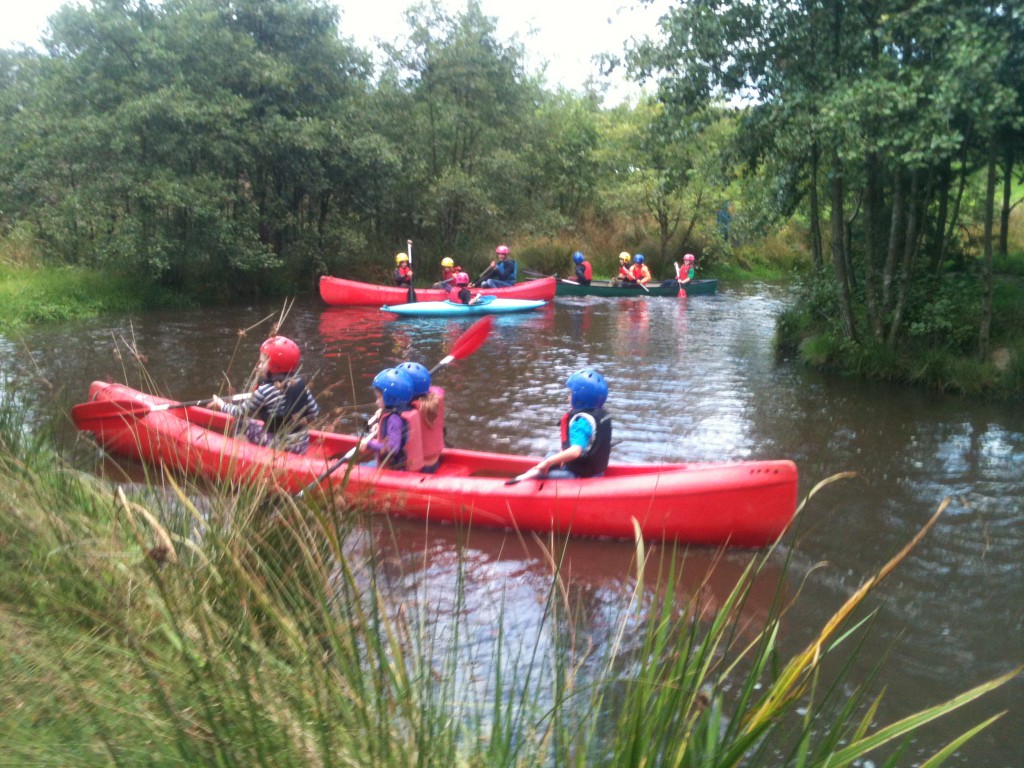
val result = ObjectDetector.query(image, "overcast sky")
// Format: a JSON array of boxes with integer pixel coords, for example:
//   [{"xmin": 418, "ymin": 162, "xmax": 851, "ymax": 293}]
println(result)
[{"xmin": 1, "ymin": 0, "xmax": 671, "ymax": 104}]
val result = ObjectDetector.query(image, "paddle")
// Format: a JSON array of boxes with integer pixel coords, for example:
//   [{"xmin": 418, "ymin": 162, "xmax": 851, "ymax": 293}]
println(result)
[
  {"xmin": 406, "ymin": 239, "xmax": 417, "ymax": 303},
  {"xmin": 674, "ymin": 261, "xmax": 687, "ymax": 297},
  {"xmin": 72, "ymin": 392, "xmax": 252, "ymax": 431},
  {"xmin": 520, "ymin": 268, "xmax": 553, "ymax": 280},
  {"xmin": 294, "ymin": 314, "xmax": 495, "ymax": 499},
  {"xmin": 472, "ymin": 264, "xmax": 495, "ymax": 288},
  {"xmin": 505, "ymin": 467, "xmax": 543, "ymax": 486}
]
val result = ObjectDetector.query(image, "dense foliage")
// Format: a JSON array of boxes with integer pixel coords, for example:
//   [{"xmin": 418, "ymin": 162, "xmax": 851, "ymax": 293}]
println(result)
[
  {"xmin": 630, "ymin": 0, "xmax": 1023, "ymax": 363},
  {"xmin": 1, "ymin": 0, "xmax": 1021, "ymax": 379}
]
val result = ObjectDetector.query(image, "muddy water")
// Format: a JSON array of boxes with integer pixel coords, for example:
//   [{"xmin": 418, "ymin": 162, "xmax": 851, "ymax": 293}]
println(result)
[{"xmin": 4, "ymin": 284, "xmax": 1021, "ymax": 766}]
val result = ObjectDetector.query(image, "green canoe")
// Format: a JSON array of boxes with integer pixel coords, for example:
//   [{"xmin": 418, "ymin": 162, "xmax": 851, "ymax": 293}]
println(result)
[{"xmin": 555, "ymin": 278, "xmax": 718, "ymax": 298}]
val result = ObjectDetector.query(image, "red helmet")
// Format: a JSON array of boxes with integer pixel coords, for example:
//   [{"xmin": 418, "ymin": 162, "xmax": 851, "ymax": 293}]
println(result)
[
  {"xmin": 495, "ymin": 244, "xmax": 509, "ymax": 256},
  {"xmin": 260, "ymin": 336, "xmax": 301, "ymax": 374}
]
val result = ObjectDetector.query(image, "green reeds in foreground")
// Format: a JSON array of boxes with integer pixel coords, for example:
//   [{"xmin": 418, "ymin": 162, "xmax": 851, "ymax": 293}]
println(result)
[{"xmin": 0, "ymin": 396, "xmax": 1018, "ymax": 766}]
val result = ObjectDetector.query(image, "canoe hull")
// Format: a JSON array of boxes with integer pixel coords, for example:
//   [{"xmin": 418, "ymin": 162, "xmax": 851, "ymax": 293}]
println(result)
[
  {"xmin": 320, "ymin": 276, "xmax": 556, "ymax": 306},
  {"xmin": 76, "ymin": 381, "xmax": 798, "ymax": 547},
  {"xmin": 555, "ymin": 279, "xmax": 718, "ymax": 297},
  {"xmin": 382, "ymin": 298, "xmax": 547, "ymax": 317}
]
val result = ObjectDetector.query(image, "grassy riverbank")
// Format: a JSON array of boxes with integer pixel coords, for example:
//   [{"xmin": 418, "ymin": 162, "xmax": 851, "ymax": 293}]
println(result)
[
  {"xmin": 0, "ymin": 391, "xmax": 1014, "ymax": 765},
  {"xmin": 0, "ymin": 262, "xmax": 192, "ymax": 333},
  {"xmin": 776, "ymin": 261, "xmax": 1024, "ymax": 398}
]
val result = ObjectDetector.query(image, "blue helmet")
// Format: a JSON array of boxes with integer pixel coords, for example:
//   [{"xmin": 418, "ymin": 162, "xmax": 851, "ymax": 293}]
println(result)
[
  {"xmin": 565, "ymin": 369, "xmax": 608, "ymax": 410},
  {"xmin": 372, "ymin": 367, "xmax": 414, "ymax": 407},
  {"xmin": 573, "ymin": 251, "xmax": 585, "ymax": 264},
  {"xmin": 633, "ymin": 254, "xmax": 645, "ymax": 264},
  {"xmin": 396, "ymin": 361, "xmax": 431, "ymax": 398}
]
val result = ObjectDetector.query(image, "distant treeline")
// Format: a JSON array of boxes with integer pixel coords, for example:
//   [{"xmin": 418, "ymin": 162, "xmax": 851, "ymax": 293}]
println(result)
[{"xmin": 1, "ymin": 0, "xmax": 1021, "ymax": 366}]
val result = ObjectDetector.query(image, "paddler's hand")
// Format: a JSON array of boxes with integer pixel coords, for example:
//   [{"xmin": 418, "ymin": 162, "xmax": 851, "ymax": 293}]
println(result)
[{"xmin": 209, "ymin": 396, "xmax": 225, "ymax": 411}]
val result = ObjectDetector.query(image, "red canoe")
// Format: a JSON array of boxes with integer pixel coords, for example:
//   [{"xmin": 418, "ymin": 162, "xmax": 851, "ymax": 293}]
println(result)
[
  {"xmin": 319, "ymin": 275, "xmax": 556, "ymax": 306},
  {"xmin": 73, "ymin": 381, "xmax": 799, "ymax": 547}
]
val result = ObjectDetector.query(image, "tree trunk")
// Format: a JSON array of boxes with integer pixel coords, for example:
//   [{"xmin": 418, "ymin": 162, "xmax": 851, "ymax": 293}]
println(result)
[
  {"xmin": 863, "ymin": 151, "xmax": 884, "ymax": 340},
  {"xmin": 999, "ymin": 141, "xmax": 1014, "ymax": 258},
  {"xmin": 930, "ymin": 158, "xmax": 951, "ymax": 275},
  {"xmin": 942, "ymin": 141, "xmax": 970, "ymax": 269},
  {"xmin": 809, "ymin": 141, "xmax": 823, "ymax": 269},
  {"xmin": 830, "ymin": 157, "xmax": 857, "ymax": 341},
  {"xmin": 888, "ymin": 169, "xmax": 923, "ymax": 347},
  {"xmin": 979, "ymin": 144, "xmax": 997, "ymax": 360},
  {"xmin": 881, "ymin": 169, "xmax": 905, "ymax": 328}
]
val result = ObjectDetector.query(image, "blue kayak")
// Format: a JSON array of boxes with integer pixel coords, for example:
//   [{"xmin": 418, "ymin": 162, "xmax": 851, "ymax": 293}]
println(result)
[{"xmin": 381, "ymin": 296, "xmax": 547, "ymax": 317}]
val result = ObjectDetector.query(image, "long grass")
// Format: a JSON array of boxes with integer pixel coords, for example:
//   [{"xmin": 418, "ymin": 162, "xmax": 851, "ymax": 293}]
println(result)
[{"xmin": 0, "ymin": 389, "xmax": 1016, "ymax": 766}]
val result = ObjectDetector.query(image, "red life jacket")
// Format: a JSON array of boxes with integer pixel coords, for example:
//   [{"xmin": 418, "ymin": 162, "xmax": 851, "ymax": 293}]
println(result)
[
  {"xmin": 395, "ymin": 264, "xmax": 413, "ymax": 286},
  {"xmin": 582, "ymin": 262, "xmax": 593, "ymax": 281},
  {"xmin": 412, "ymin": 386, "xmax": 445, "ymax": 465},
  {"xmin": 631, "ymin": 264, "xmax": 651, "ymax": 282},
  {"xmin": 618, "ymin": 264, "xmax": 634, "ymax": 280}
]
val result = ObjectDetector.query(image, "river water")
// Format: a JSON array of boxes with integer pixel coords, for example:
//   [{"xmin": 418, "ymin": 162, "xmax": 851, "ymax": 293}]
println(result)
[{"xmin": 2, "ymin": 284, "xmax": 1021, "ymax": 766}]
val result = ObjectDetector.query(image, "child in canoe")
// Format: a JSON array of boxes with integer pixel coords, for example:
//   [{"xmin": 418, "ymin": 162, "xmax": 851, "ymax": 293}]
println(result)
[
  {"xmin": 397, "ymin": 361, "xmax": 445, "ymax": 473},
  {"xmin": 210, "ymin": 336, "xmax": 320, "ymax": 455},
  {"xmin": 451, "ymin": 268, "xmax": 482, "ymax": 305},
  {"xmin": 678, "ymin": 253, "xmax": 696, "ymax": 286},
  {"xmin": 611, "ymin": 251, "xmax": 636, "ymax": 287},
  {"xmin": 432, "ymin": 257, "xmax": 459, "ymax": 289},
  {"xmin": 394, "ymin": 252, "xmax": 414, "ymax": 287},
  {"xmin": 358, "ymin": 367, "xmax": 424, "ymax": 471},
  {"xmin": 572, "ymin": 251, "xmax": 593, "ymax": 286},
  {"xmin": 524, "ymin": 369, "xmax": 613, "ymax": 479}
]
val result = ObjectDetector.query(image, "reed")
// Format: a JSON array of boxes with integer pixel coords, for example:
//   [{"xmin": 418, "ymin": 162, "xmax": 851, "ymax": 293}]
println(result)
[{"xmin": 0, "ymin": 390, "xmax": 1015, "ymax": 766}]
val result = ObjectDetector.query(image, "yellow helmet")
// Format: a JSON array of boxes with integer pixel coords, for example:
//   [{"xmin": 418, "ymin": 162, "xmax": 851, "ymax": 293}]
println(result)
[
  {"xmin": 618, "ymin": 251, "xmax": 631, "ymax": 262},
  {"xmin": 441, "ymin": 257, "xmax": 455, "ymax": 268},
  {"xmin": 395, "ymin": 252, "xmax": 409, "ymax": 265}
]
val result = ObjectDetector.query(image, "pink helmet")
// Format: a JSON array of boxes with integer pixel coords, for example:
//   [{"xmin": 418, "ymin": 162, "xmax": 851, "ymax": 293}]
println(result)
[
  {"xmin": 683, "ymin": 253, "xmax": 695, "ymax": 262},
  {"xmin": 260, "ymin": 336, "xmax": 301, "ymax": 374},
  {"xmin": 495, "ymin": 244, "xmax": 509, "ymax": 256}
]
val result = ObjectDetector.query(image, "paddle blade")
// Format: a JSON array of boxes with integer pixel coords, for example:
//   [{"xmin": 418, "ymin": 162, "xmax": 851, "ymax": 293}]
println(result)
[
  {"xmin": 449, "ymin": 315, "xmax": 494, "ymax": 361},
  {"xmin": 71, "ymin": 399, "xmax": 152, "ymax": 430}
]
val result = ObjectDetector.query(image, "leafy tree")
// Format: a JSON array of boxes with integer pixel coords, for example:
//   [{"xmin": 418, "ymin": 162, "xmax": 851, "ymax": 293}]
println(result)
[
  {"xmin": 376, "ymin": 0, "xmax": 551, "ymax": 257},
  {"xmin": 0, "ymin": 0, "xmax": 387, "ymax": 295},
  {"xmin": 631, "ymin": 0, "xmax": 1022, "ymax": 356}
]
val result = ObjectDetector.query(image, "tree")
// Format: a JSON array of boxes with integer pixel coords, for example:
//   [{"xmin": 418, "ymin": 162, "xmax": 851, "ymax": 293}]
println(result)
[
  {"xmin": 0, "ymin": 0, "xmax": 387, "ymax": 294},
  {"xmin": 631, "ymin": 0, "xmax": 1022, "ymax": 357}
]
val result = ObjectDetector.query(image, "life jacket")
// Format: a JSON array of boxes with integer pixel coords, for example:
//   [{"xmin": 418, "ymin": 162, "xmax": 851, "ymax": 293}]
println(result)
[
  {"xmin": 442, "ymin": 267, "xmax": 458, "ymax": 282},
  {"xmin": 618, "ymin": 264, "xmax": 634, "ymax": 280},
  {"xmin": 631, "ymin": 264, "xmax": 651, "ymax": 283},
  {"xmin": 412, "ymin": 386, "xmax": 445, "ymax": 465},
  {"xmin": 373, "ymin": 407, "xmax": 424, "ymax": 471},
  {"xmin": 493, "ymin": 259, "xmax": 517, "ymax": 282},
  {"xmin": 394, "ymin": 264, "xmax": 413, "ymax": 286},
  {"xmin": 575, "ymin": 262, "xmax": 592, "ymax": 283},
  {"xmin": 262, "ymin": 375, "xmax": 314, "ymax": 433},
  {"xmin": 559, "ymin": 407, "xmax": 612, "ymax": 478}
]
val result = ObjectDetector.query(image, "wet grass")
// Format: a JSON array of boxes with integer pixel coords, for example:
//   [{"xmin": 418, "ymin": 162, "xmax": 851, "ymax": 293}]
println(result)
[{"xmin": 0, "ymin": 389, "xmax": 1016, "ymax": 766}]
